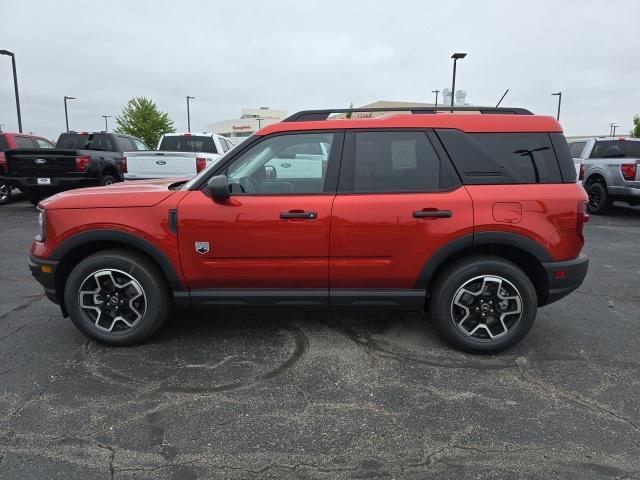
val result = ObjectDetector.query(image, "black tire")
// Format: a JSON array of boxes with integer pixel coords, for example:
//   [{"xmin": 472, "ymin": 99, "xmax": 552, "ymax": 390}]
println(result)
[
  {"xmin": 23, "ymin": 189, "xmax": 43, "ymax": 206},
  {"xmin": 586, "ymin": 181, "xmax": 610, "ymax": 214},
  {"xmin": 99, "ymin": 174, "xmax": 117, "ymax": 186},
  {"xmin": 64, "ymin": 249, "xmax": 170, "ymax": 345},
  {"xmin": 0, "ymin": 179, "xmax": 12, "ymax": 205},
  {"xmin": 429, "ymin": 254, "xmax": 538, "ymax": 354}
]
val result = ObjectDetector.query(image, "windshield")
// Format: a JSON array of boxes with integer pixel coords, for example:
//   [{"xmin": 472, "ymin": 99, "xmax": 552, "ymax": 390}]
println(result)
[{"xmin": 159, "ymin": 135, "xmax": 217, "ymax": 153}]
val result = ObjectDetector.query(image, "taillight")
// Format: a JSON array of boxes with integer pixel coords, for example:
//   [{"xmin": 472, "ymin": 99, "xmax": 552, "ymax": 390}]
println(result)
[
  {"xmin": 119, "ymin": 157, "xmax": 128, "ymax": 173},
  {"xmin": 578, "ymin": 163, "xmax": 584, "ymax": 181},
  {"xmin": 620, "ymin": 163, "xmax": 636, "ymax": 181},
  {"xmin": 577, "ymin": 200, "xmax": 589, "ymax": 242},
  {"xmin": 75, "ymin": 155, "xmax": 91, "ymax": 172},
  {"xmin": 196, "ymin": 157, "xmax": 207, "ymax": 173}
]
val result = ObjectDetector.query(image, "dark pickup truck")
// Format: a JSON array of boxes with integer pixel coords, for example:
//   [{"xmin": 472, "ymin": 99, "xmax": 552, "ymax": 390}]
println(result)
[{"xmin": 0, "ymin": 132, "xmax": 149, "ymax": 205}]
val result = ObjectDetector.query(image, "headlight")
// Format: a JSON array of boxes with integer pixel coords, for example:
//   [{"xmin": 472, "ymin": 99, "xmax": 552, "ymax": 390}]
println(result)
[{"xmin": 36, "ymin": 208, "xmax": 46, "ymax": 242}]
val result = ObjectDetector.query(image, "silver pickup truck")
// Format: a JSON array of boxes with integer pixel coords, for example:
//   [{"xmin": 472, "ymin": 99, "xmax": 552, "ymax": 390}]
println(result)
[{"xmin": 569, "ymin": 138, "xmax": 640, "ymax": 214}]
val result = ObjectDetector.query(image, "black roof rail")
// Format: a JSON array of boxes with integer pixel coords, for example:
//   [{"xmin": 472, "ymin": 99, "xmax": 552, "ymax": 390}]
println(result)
[{"xmin": 283, "ymin": 106, "xmax": 534, "ymax": 122}]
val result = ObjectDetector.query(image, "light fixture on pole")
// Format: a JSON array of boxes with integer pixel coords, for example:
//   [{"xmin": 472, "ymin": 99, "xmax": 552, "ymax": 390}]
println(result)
[
  {"xmin": 431, "ymin": 89, "xmax": 440, "ymax": 108},
  {"xmin": 64, "ymin": 96, "xmax": 76, "ymax": 132},
  {"xmin": 102, "ymin": 115, "xmax": 112, "ymax": 132},
  {"xmin": 450, "ymin": 53, "xmax": 467, "ymax": 112},
  {"xmin": 186, "ymin": 96, "xmax": 195, "ymax": 132},
  {"xmin": 0, "ymin": 50, "xmax": 23, "ymax": 133},
  {"xmin": 551, "ymin": 92, "xmax": 562, "ymax": 121}
]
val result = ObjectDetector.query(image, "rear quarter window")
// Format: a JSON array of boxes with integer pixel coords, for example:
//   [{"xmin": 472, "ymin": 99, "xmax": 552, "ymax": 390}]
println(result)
[{"xmin": 436, "ymin": 130, "xmax": 563, "ymax": 184}]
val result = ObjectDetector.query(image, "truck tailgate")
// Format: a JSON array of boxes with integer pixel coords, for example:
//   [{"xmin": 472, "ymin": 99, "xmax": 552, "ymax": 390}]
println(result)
[
  {"xmin": 6, "ymin": 149, "xmax": 78, "ymax": 176},
  {"xmin": 125, "ymin": 151, "xmax": 197, "ymax": 179}
]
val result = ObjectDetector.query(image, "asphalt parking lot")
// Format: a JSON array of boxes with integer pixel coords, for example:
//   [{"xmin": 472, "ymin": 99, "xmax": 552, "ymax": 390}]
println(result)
[{"xmin": 0, "ymin": 194, "xmax": 639, "ymax": 480}]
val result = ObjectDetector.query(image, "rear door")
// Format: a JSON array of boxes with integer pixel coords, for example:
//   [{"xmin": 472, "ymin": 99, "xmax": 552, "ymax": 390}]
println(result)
[
  {"xmin": 329, "ymin": 130, "xmax": 473, "ymax": 307},
  {"xmin": 177, "ymin": 131, "xmax": 343, "ymax": 304}
]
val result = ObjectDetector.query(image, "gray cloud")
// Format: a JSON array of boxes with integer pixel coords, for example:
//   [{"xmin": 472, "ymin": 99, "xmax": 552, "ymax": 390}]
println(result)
[{"xmin": 1, "ymin": 0, "xmax": 638, "ymax": 139}]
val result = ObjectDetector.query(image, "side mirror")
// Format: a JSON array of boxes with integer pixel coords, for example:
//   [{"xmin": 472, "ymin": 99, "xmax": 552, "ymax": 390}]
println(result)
[
  {"xmin": 207, "ymin": 175, "xmax": 230, "ymax": 201},
  {"xmin": 264, "ymin": 165, "xmax": 277, "ymax": 179}
]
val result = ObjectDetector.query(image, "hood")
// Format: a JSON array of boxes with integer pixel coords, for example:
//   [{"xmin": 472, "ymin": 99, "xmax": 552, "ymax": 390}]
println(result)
[{"xmin": 40, "ymin": 178, "xmax": 188, "ymax": 209}]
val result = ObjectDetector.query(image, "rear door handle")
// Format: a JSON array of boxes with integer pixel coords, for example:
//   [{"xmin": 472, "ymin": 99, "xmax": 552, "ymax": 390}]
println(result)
[
  {"xmin": 413, "ymin": 209, "xmax": 452, "ymax": 218},
  {"xmin": 280, "ymin": 210, "xmax": 317, "ymax": 219}
]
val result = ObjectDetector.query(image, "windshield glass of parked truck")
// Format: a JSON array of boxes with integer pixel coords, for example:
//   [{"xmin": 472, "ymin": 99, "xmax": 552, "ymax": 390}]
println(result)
[
  {"xmin": 159, "ymin": 136, "xmax": 217, "ymax": 153},
  {"xmin": 591, "ymin": 140, "xmax": 640, "ymax": 158}
]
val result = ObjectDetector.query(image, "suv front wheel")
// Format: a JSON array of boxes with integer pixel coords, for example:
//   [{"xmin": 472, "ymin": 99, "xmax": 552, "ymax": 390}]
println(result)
[
  {"xmin": 429, "ymin": 255, "xmax": 537, "ymax": 353},
  {"xmin": 64, "ymin": 249, "xmax": 170, "ymax": 345}
]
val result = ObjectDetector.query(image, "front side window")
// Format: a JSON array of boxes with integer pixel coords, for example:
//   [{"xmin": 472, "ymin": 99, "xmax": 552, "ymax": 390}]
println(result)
[
  {"xmin": 226, "ymin": 133, "xmax": 334, "ymax": 195},
  {"xmin": 35, "ymin": 138, "xmax": 54, "ymax": 149},
  {"xmin": 343, "ymin": 131, "xmax": 449, "ymax": 192},
  {"xmin": 14, "ymin": 136, "xmax": 36, "ymax": 148},
  {"xmin": 132, "ymin": 138, "xmax": 149, "ymax": 150}
]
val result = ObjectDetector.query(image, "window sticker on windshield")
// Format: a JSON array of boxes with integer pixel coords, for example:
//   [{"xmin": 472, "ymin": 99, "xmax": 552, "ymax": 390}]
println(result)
[{"xmin": 391, "ymin": 140, "xmax": 417, "ymax": 170}]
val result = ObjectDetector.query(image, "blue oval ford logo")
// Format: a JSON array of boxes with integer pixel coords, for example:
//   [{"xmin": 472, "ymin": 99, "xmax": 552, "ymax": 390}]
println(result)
[{"xmin": 35, "ymin": 158, "xmax": 47, "ymax": 165}]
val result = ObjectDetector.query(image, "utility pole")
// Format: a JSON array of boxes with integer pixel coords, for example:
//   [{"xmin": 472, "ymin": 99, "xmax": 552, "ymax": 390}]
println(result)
[
  {"xmin": 0, "ymin": 50, "xmax": 23, "ymax": 132},
  {"xmin": 431, "ymin": 89, "xmax": 440, "ymax": 108},
  {"xmin": 102, "ymin": 115, "xmax": 112, "ymax": 132},
  {"xmin": 450, "ymin": 53, "xmax": 467, "ymax": 112},
  {"xmin": 64, "ymin": 96, "xmax": 76, "ymax": 132},
  {"xmin": 551, "ymin": 92, "xmax": 562, "ymax": 121}
]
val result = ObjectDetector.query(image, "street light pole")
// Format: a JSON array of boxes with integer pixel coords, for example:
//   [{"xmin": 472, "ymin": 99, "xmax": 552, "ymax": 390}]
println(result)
[
  {"xmin": 431, "ymin": 89, "xmax": 440, "ymax": 108},
  {"xmin": 551, "ymin": 92, "xmax": 562, "ymax": 121},
  {"xmin": 0, "ymin": 50, "xmax": 23, "ymax": 133},
  {"xmin": 256, "ymin": 117, "xmax": 264, "ymax": 130},
  {"xmin": 612, "ymin": 124, "xmax": 619, "ymax": 137},
  {"xmin": 186, "ymin": 96, "xmax": 194, "ymax": 132},
  {"xmin": 450, "ymin": 53, "xmax": 467, "ymax": 112},
  {"xmin": 64, "ymin": 96, "xmax": 76, "ymax": 132},
  {"xmin": 102, "ymin": 115, "xmax": 112, "ymax": 132}
]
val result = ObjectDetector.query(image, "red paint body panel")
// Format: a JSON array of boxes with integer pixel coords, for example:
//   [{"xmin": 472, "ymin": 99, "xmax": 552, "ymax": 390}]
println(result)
[
  {"xmin": 258, "ymin": 114, "xmax": 562, "ymax": 137},
  {"xmin": 467, "ymin": 183, "xmax": 588, "ymax": 261},
  {"xmin": 1, "ymin": 132, "xmax": 53, "ymax": 173},
  {"xmin": 329, "ymin": 187, "xmax": 474, "ymax": 288},
  {"xmin": 176, "ymin": 191, "xmax": 333, "ymax": 289}
]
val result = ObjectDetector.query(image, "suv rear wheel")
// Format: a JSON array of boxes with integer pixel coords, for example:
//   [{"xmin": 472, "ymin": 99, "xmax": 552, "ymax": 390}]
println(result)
[
  {"xmin": 64, "ymin": 249, "xmax": 170, "ymax": 345},
  {"xmin": 429, "ymin": 255, "xmax": 537, "ymax": 353}
]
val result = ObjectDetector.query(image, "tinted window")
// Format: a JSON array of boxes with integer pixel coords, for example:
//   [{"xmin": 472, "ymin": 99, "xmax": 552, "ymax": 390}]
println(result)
[
  {"xmin": 132, "ymin": 138, "xmax": 149, "ymax": 150},
  {"xmin": 226, "ymin": 133, "xmax": 334, "ymax": 194},
  {"xmin": 590, "ymin": 140, "xmax": 640, "ymax": 158},
  {"xmin": 437, "ymin": 130, "xmax": 562, "ymax": 184},
  {"xmin": 35, "ymin": 138, "xmax": 54, "ymax": 149},
  {"xmin": 116, "ymin": 136, "xmax": 134, "ymax": 151},
  {"xmin": 159, "ymin": 135, "xmax": 217, "ymax": 154},
  {"xmin": 344, "ymin": 131, "xmax": 450, "ymax": 192},
  {"xmin": 14, "ymin": 137, "xmax": 36, "ymax": 148},
  {"xmin": 87, "ymin": 134, "xmax": 114, "ymax": 151},
  {"xmin": 56, "ymin": 133, "xmax": 90, "ymax": 149},
  {"xmin": 0, "ymin": 136, "xmax": 7, "ymax": 151},
  {"xmin": 569, "ymin": 141, "xmax": 586, "ymax": 158}
]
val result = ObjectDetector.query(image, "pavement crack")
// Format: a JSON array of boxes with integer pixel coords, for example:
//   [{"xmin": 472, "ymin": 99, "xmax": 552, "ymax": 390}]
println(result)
[
  {"xmin": 0, "ymin": 294, "xmax": 44, "ymax": 322},
  {"xmin": 96, "ymin": 443, "xmax": 115, "ymax": 480}
]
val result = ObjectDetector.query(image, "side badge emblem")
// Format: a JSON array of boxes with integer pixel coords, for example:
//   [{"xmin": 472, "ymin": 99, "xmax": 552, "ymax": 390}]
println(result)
[{"xmin": 195, "ymin": 241, "xmax": 209, "ymax": 255}]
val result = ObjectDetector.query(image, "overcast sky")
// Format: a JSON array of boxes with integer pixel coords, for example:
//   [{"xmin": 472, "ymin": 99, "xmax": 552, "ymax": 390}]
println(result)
[{"xmin": 1, "ymin": 0, "xmax": 638, "ymax": 140}]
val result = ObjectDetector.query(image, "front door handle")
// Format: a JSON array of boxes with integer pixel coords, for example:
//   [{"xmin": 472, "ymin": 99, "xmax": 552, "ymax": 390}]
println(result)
[
  {"xmin": 280, "ymin": 210, "xmax": 317, "ymax": 219},
  {"xmin": 413, "ymin": 209, "xmax": 452, "ymax": 218}
]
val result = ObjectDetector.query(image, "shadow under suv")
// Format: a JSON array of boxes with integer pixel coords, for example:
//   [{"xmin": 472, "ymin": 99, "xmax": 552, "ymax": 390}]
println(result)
[{"xmin": 29, "ymin": 106, "xmax": 589, "ymax": 353}]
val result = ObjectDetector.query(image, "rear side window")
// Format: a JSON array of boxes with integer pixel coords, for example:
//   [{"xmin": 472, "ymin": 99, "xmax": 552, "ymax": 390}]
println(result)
[
  {"xmin": 340, "ymin": 131, "xmax": 457, "ymax": 192},
  {"xmin": 590, "ymin": 140, "xmax": 640, "ymax": 158},
  {"xmin": 57, "ymin": 133, "xmax": 90, "ymax": 149},
  {"xmin": 87, "ymin": 134, "xmax": 114, "ymax": 151},
  {"xmin": 14, "ymin": 137, "xmax": 36, "ymax": 148},
  {"xmin": 35, "ymin": 138, "xmax": 54, "ymax": 149},
  {"xmin": 436, "ymin": 130, "xmax": 562, "ymax": 184},
  {"xmin": 116, "ymin": 136, "xmax": 134, "ymax": 151},
  {"xmin": 159, "ymin": 135, "xmax": 218, "ymax": 154},
  {"xmin": 219, "ymin": 137, "xmax": 229, "ymax": 153},
  {"xmin": 0, "ymin": 136, "xmax": 7, "ymax": 151},
  {"xmin": 569, "ymin": 141, "xmax": 586, "ymax": 158}
]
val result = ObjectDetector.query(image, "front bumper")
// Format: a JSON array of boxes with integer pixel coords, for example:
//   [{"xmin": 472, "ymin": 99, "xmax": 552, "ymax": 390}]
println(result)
[
  {"xmin": 1, "ymin": 175, "xmax": 99, "ymax": 192},
  {"xmin": 541, "ymin": 254, "xmax": 589, "ymax": 305},
  {"xmin": 29, "ymin": 254, "xmax": 60, "ymax": 306}
]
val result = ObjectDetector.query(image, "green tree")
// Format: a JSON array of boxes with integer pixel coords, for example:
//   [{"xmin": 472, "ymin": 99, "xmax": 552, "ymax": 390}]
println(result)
[
  {"xmin": 115, "ymin": 97, "xmax": 175, "ymax": 148},
  {"xmin": 346, "ymin": 101, "xmax": 354, "ymax": 119},
  {"xmin": 631, "ymin": 114, "xmax": 640, "ymax": 138}
]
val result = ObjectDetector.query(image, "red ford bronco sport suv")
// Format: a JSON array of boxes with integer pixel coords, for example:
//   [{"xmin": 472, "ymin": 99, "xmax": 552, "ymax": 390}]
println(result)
[{"xmin": 29, "ymin": 107, "xmax": 589, "ymax": 353}]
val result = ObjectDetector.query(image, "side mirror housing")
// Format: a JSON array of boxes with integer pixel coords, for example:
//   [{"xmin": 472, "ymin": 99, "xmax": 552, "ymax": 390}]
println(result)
[{"xmin": 207, "ymin": 175, "xmax": 230, "ymax": 201}]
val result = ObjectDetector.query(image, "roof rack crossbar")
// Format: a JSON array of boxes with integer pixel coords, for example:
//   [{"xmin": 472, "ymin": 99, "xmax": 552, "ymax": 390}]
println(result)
[{"xmin": 283, "ymin": 106, "xmax": 533, "ymax": 122}]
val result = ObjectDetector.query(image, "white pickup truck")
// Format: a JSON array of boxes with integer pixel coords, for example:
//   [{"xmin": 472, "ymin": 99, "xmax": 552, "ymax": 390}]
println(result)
[{"xmin": 124, "ymin": 133, "xmax": 236, "ymax": 180}]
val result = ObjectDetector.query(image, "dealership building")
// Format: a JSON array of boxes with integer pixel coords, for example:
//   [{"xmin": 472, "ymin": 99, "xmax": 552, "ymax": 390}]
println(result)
[{"xmin": 206, "ymin": 107, "xmax": 288, "ymax": 140}]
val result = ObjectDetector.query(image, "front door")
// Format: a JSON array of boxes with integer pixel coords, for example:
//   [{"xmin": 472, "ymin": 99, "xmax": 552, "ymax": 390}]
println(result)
[
  {"xmin": 177, "ymin": 131, "xmax": 343, "ymax": 305},
  {"xmin": 329, "ymin": 130, "xmax": 473, "ymax": 307}
]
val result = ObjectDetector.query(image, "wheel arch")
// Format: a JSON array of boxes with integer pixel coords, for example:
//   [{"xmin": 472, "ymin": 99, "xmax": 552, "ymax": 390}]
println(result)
[
  {"xmin": 50, "ymin": 230, "xmax": 186, "ymax": 314},
  {"xmin": 417, "ymin": 232, "xmax": 552, "ymax": 307}
]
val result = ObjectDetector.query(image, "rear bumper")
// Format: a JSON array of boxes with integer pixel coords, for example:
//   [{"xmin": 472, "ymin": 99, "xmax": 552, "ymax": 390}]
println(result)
[
  {"xmin": 29, "ymin": 254, "xmax": 60, "ymax": 306},
  {"xmin": 1, "ymin": 175, "xmax": 99, "ymax": 191},
  {"xmin": 541, "ymin": 254, "xmax": 589, "ymax": 306},
  {"xmin": 608, "ymin": 185, "xmax": 640, "ymax": 199}
]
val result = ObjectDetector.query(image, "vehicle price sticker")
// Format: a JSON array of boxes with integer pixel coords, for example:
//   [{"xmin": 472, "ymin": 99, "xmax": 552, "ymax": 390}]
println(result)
[{"xmin": 37, "ymin": 178, "xmax": 51, "ymax": 185}]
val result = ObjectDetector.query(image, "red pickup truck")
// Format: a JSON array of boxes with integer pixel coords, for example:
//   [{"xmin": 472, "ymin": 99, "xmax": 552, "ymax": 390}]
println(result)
[{"xmin": 0, "ymin": 132, "xmax": 55, "ymax": 204}]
